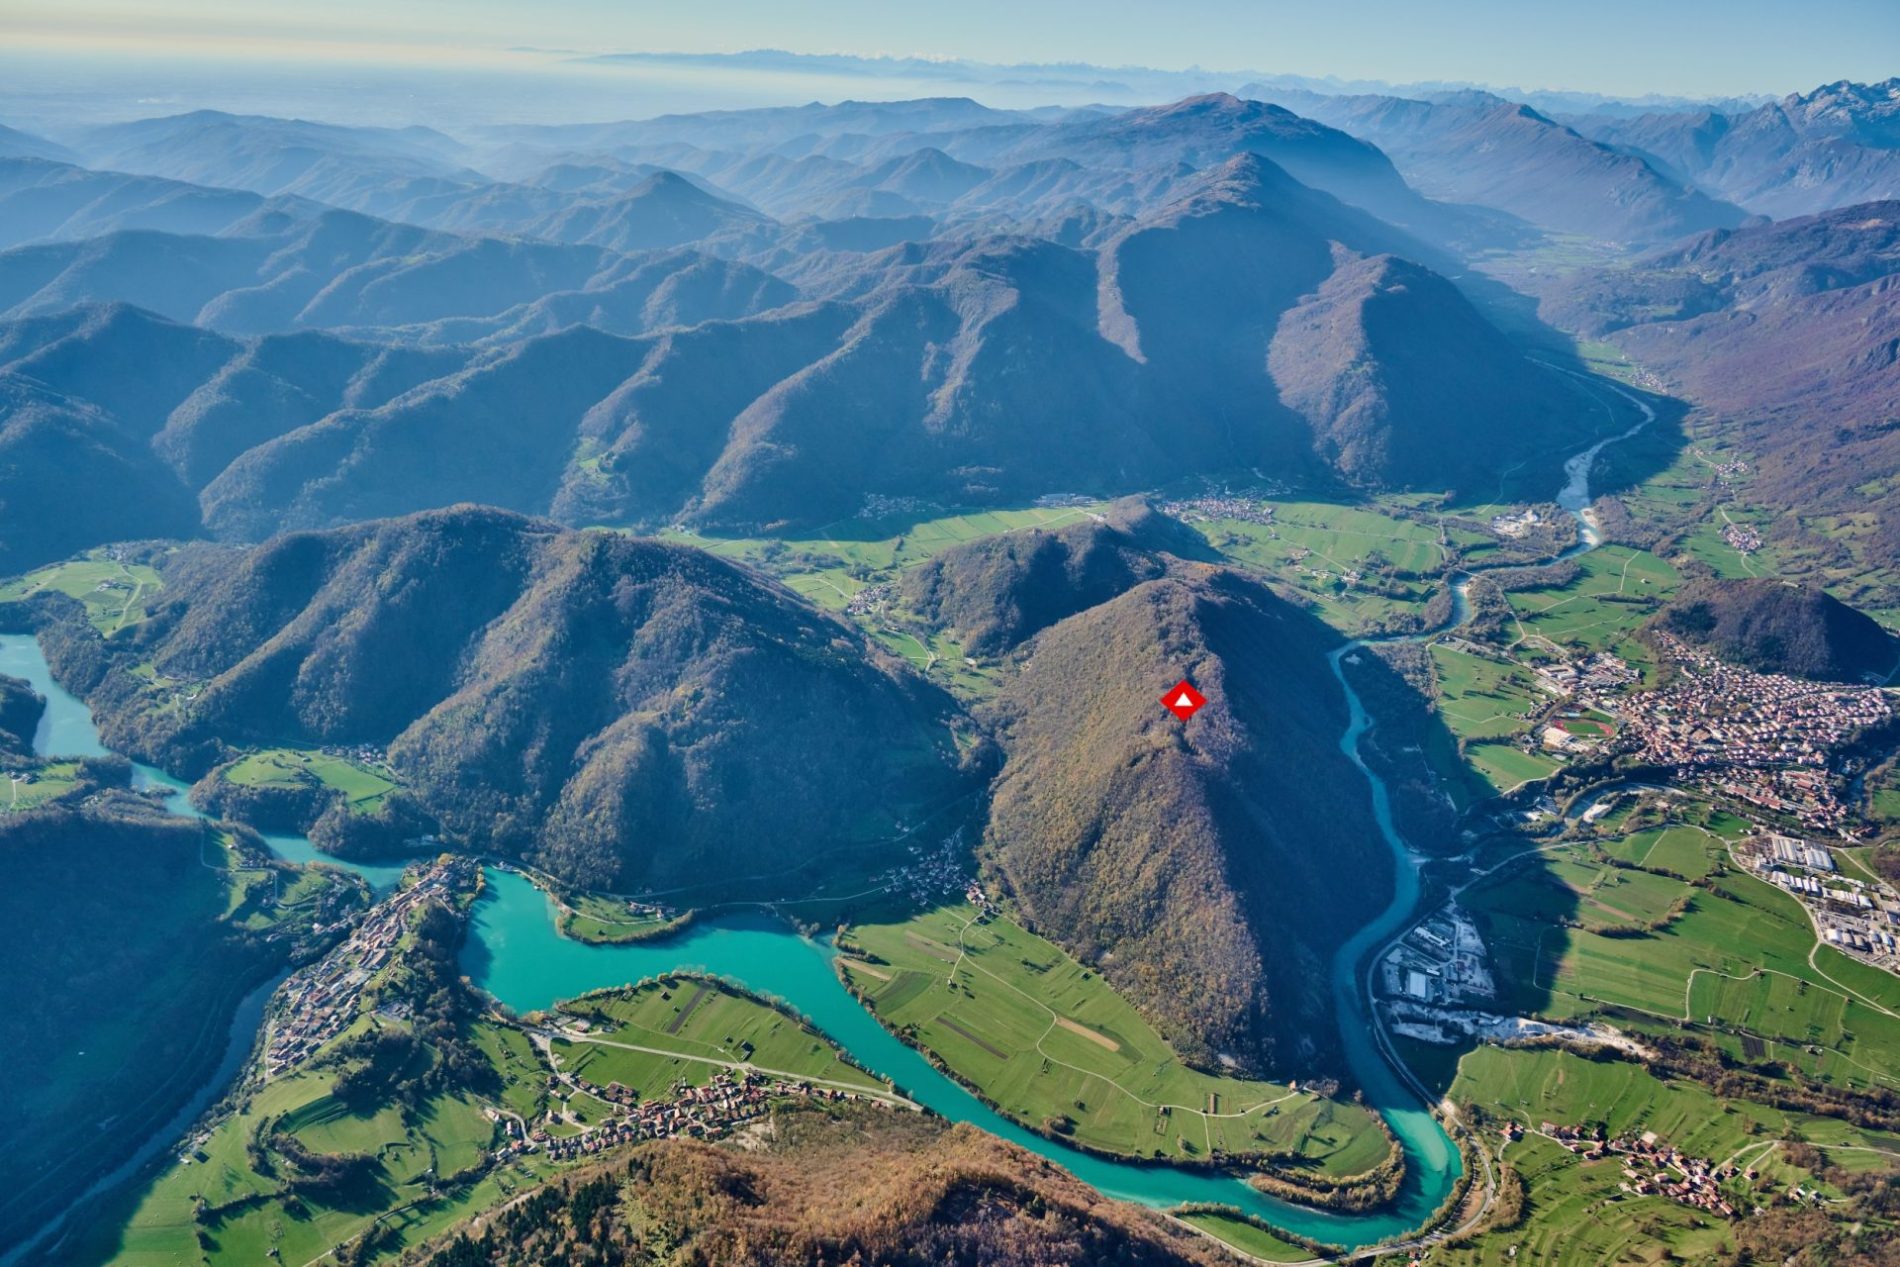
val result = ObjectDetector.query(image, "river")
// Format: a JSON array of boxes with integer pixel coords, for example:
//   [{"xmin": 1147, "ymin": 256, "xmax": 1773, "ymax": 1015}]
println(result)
[{"xmin": 0, "ymin": 377, "xmax": 1652, "ymax": 1257}]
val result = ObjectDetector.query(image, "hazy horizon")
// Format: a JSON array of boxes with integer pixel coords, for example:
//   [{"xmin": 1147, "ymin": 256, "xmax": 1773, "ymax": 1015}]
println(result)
[{"xmin": 3, "ymin": 0, "xmax": 1896, "ymax": 132}]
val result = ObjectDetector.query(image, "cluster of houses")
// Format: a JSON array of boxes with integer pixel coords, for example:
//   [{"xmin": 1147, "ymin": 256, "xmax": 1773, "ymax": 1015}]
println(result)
[
  {"xmin": 519, "ymin": 1070, "xmax": 864, "ymax": 1162},
  {"xmin": 264, "ymin": 858, "xmax": 466, "ymax": 1077},
  {"xmin": 1624, "ymin": 637, "xmax": 1892, "ymax": 831},
  {"xmin": 1542, "ymin": 1124, "xmax": 1738, "ymax": 1217},
  {"xmin": 844, "ymin": 582, "xmax": 894, "ymax": 616},
  {"xmin": 1720, "ymin": 522, "xmax": 1763, "ymax": 553},
  {"xmin": 1161, "ymin": 490, "xmax": 1276, "ymax": 526},
  {"xmin": 878, "ymin": 828, "xmax": 973, "ymax": 907}
]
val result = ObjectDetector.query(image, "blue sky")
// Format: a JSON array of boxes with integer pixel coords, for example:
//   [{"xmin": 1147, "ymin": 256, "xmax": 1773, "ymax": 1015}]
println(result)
[{"xmin": 6, "ymin": 0, "xmax": 1896, "ymax": 99}]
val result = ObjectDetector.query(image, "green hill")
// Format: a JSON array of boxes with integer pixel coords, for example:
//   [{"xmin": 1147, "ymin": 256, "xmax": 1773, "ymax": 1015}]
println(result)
[
  {"xmin": 981, "ymin": 570, "xmax": 1393, "ymax": 1071},
  {"xmin": 897, "ymin": 497, "xmax": 1202, "ymax": 655},
  {"xmin": 54, "ymin": 506, "xmax": 974, "ymax": 890},
  {"xmin": 1654, "ymin": 577, "xmax": 1898, "ymax": 681}
]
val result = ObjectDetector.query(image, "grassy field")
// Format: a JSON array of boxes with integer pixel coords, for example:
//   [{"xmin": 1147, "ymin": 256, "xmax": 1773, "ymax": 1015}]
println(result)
[
  {"xmin": 840, "ymin": 904, "xmax": 1389, "ymax": 1176},
  {"xmin": 1431, "ymin": 645, "xmax": 1546, "ymax": 743},
  {"xmin": 1500, "ymin": 545, "xmax": 1679, "ymax": 658},
  {"xmin": 554, "ymin": 890, "xmax": 687, "ymax": 944},
  {"xmin": 0, "ymin": 552, "xmax": 165, "ymax": 634},
  {"xmin": 96, "ymin": 1036, "xmax": 556, "ymax": 1267},
  {"xmin": 1187, "ymin": 497, "xmax": 1475, "ymax": 635},
  {"xmin": 1462, "ymin": 826, "xmax": 1900, "ymax": 1095},
  {"xmin": 3, "ymin": 759, "xmax": 81, "ymax": 810},
  {"xmin": 223, "ymin": 746, "xmax": 399, "ymax": 814},
  {"xmin": 552, "ymin": 978, "xmax": 892, "ymax": 1097},
  {"xmin": 1178, "ymin": 1210, "xmax": 1316, "ymax": 1262},
  {"xmin": 1465, "ymin": 742, "xmax": 1563, "ymax": 794}
]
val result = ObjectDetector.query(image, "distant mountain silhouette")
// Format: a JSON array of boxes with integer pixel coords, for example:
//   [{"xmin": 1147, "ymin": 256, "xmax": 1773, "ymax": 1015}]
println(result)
[
  {"xmin": 1572, "ymin": 80, "xmax": 1900, "ymax": 218},
  {"xmin": 1247, "ymin": 87, "xmax": 1745, "ymax": 242}
]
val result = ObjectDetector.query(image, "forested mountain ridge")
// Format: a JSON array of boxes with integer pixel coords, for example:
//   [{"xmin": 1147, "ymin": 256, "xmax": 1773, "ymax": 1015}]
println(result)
[
  {"xmin": 29, "ymin": 507, "xmax": 975, "ymax": 891},
  {"xmin": 982, "ymin": 569, "xmax": 1395, "ymax": 1068}
]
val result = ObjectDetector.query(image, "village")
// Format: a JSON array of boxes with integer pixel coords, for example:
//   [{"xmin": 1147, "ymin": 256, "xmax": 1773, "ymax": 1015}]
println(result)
[
  {"xmin": 1162, "ymin": 488, "xmax": 1278, "ymax": 526},
  {"xmin": 508, "ymin": 1067, "xmax": 882, "ymax": 1163},
  {"xmin": 1532, "ymin": 1123, "xmax": 1745, "ymax": 1218},
  {"xmin": 262, "ymin": 856, "xmax": 470, "ymax": 1078},
  {"xmin": 1620, "ymin": 636, "xmax": 1893, "ymax": 833},
  {"xmin": 876, "ymin": 826, "xmax": 980, "ymax": 908}
]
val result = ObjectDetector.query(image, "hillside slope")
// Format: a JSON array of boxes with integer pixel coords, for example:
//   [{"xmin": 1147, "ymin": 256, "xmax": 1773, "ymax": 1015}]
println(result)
[
  {"xmin": 52, "ymin": 507, "xmax": 973, "ymax": 890},
  {"xmin": 1655, "ymin": 578, "xmax": 1898, "ymax": 682},
  {"xmin": 412, "ymin": 1110, "xmax": 1223, "ymax": 1267},
  {"xmin": 982, "ymin": 570, "xmax": 1392, "ymax": 1069}
]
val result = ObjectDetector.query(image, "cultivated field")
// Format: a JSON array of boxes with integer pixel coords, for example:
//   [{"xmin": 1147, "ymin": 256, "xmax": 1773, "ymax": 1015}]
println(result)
[
  {"xmin": 841, "ymin": 904, "xmax": 1389, "ymax": 1176},
  {"xmin": 552, "ymin": 978, "xmax": 891, "ymax": 1097}
]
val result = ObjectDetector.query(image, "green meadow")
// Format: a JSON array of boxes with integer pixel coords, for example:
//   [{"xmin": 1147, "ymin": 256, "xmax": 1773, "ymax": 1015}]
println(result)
[
  {"xmin": 551, "ymin": 978, "xmax": 891, "ymax": 1097},
  {"xmin": 1501, "ymin": 545, "xmax": 1678, "ymax": 657},
  {"xmin": 223, "ymin": 746, "xmax": 399, "ymax": 813},
  {"xmin": 1463, "ymin": 826, "xmax": 1900, "ymax": 1095},
  {"xmin": 841, "ymin": 904, "xmax": 1389, "ymax": 1176},
  {"xmin": 0, "ymin": 552, "xmax": 165, "ymax": 634}
]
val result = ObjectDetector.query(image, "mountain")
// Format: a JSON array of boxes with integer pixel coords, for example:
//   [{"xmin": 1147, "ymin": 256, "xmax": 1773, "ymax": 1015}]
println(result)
[
  {"xmin": 997, "ymin": 93, "xmax": 1466, "ymax": 242},
  {"xmin": 1245, "ymin": 87, "xmax": 1745, "ymax": 243},
  {"xmin": 897, "ymin": 498, "xmax": 1187, "ymax": 655},
  {"xmin": 981, "ymin": 569, "xmax": 1393, "ymax": 1068},
  {"xmin": 0, "ymin": 158, "xmax": 281, "ymax": 249},
  {"xmin": 1655, "ymin": 579, "xmax": 1898, "ymax": 682},
  {"xmin": 0, "ymin": 123, "xmax": 75, "ymax": 164},
  {"xmin": 1572, "ymin": 80, "xmax": 1900, "ymax": 218},
  {"xmin": 509, "ymin": 170, "xmax": 774, "ymax": 254},
  {"xmin": 0, "ymin": 373, "xmax": 205, "ymax": 575},
  {"xmin": 0, "ymin": 151, "xmax": 1584, "ymax": 564},
  {"xmin": 0, "ymin": 201, "xmax": 793, "ymax": 339},
  {"xmin": 410, "ymin": 1112, "xmax": 1223, "ymax": 1267},
  {"xmin": 1541, "ymin": 203, "xmax": 1900, "ymax": 590},
  {"xmin": 70, "ymin": 110, "xmax": 485, "ymax": 221},
  {"xmin": 1268, "ymin": 251, "xmax": 1583, "ymax": 489},
  {"xmin": 58, "ymin": 507, "xmax": 973, "ymax": 891}
]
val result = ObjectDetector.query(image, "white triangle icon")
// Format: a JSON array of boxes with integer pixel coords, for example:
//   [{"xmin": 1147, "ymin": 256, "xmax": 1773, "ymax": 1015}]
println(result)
[{"xmin": 1175, "ymin": 693, "xmax": 1194, "ymax": 708}]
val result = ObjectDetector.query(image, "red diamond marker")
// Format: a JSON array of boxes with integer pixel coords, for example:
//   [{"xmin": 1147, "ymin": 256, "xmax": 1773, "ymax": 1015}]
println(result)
[{"xmin": 1161, "ymin": 679, "xmax": 1206, "ymax": 722}]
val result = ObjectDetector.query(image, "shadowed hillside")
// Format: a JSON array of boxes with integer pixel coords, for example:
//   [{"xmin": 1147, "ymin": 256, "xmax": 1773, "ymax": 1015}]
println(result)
[
  {"xmin": 1654, "ymin": 578, "xmax": 1898, "ymax": 681},
  {"xmin": 37, "ymin": 507, "xmax": 974, "ymax": 890},
  {"xmin": 981, "ymin": 569, "xmax": 1398, "ymax": 1071}
]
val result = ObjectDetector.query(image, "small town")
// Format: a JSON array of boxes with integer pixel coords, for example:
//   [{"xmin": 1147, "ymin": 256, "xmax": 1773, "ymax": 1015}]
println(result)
[
  {"xmin": 1621, "ymin": 636, "xmax": 1893, "ymax": 832},
  {"xmin": 262, "ymin": 857, "xmax": 467, "ymax": 1077}
]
